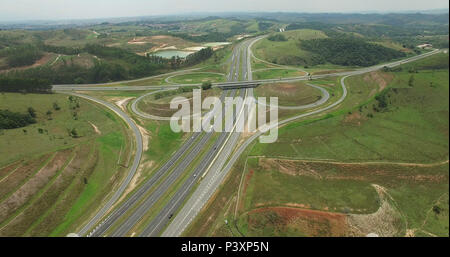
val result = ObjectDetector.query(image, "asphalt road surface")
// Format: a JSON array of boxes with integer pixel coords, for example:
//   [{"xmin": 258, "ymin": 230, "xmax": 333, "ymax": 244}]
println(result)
[
  {"xmin": 60, "ymin": 36, "xmax": 441, "ymax": 236},
  {"xmin": 83, "ymin": 40, "xmax": 248, "ymax": 237}
]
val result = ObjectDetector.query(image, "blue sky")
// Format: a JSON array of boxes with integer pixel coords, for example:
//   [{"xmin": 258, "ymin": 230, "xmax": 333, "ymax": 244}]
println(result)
[{"xmin": 0, "ymin": 0, "xmax": 448, "ymax": 21}]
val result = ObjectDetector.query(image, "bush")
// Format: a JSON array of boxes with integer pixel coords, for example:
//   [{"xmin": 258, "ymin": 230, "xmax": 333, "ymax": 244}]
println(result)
[
  {"xmin": 202, "ymin": 82, "xmax": 212, "ymax": 90},
  {"xmin": 0, "ymin": 109, "xmax": 36, "ymax": 129}
]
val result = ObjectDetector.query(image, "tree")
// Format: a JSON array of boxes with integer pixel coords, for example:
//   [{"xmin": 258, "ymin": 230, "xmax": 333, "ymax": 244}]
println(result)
[
  {"xmin": 46, "ymin": 110, "xmax": 53, "ymax": 120},
  {"xmin": 202, "ymin": 81, "xmax": 212, "ymax": 90},
  {"xmin": 53, "ymin": 102, "xmax": 61, "ymax": 111},
  {"xmin": 27, "ymin": 107, "xmax": 37, "ymax": 118},
  {"xmin": 70, "ymin": 128, "xmax": 79, "ymax": 138},
  {"xmin": 408, "ymin": 75, "xmax": 415, "ymax": 87}
]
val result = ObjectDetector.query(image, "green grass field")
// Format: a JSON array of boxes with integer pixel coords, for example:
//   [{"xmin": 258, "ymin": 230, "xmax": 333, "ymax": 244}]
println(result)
[
  {"xmin": 185, "ymin": 52, "xmax": 449, "ymax": 237},
  {"xmin": 252, "ymin": 69, "xmax": 306, "ymax": 80},
  {"xmin": 0, "ymin": 92, "xmax": 131, "ymax": 236},
  {"xmin": 167, "ymin": 72, "xmax": 226, "ymax": 84},
  {"xmin": 254, "ymin": 82, "xmax": 324, "ymax": 106}
]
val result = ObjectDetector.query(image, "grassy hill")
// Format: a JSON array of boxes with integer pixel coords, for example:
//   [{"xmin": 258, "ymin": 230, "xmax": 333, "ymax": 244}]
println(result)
[
  {"xmin": 252, "ymin": 29, "xmax": 328, "ymax": 66},
  {"xmin": 0, "ymin": 92, "xmax": 132, "ymax": 236},
  {"xmin": 185, "ymin": 52, "xmax": 449, "ymax": 237}
]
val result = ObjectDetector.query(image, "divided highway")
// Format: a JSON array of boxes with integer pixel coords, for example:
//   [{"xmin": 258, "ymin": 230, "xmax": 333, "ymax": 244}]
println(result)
[
  {"xmin": 79, "ymin": 40, "xmax": 251, "ymax": 237},
  {"xmin": 60, "ymin": 36, "xmax": 442, "ymax": 237}
]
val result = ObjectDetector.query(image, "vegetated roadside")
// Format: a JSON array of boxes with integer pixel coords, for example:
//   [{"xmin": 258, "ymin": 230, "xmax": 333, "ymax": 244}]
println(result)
[
  {"xmin": 185, "ymin": 52, "xmax": 449, "ymax": 237},
  {"xmin": 0, "ymin": 92, "xmax": 132, "ymax": 236}
]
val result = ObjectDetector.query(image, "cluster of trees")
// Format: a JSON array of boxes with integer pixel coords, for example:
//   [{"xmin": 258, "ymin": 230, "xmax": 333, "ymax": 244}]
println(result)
[
  {"xmin": 185, "ymin": 47, "xmax": 214, "ymax": 66},
  {"xmin": 1, "ymin": 44, "xmax": 167, "ymax": 84},
  {"xmin": 258, "ymin": 22, "xmax": 275, "ymax": 31},
  {"xmin": 374, "ymin": 90, "xmax": 391, "ymax": 112},
  {"xmin": 0, "ymin": 44, "xmax": 43, "ymax": 68},
  {"xmin": 300, "ymin": 37, "xmax": 406, "ymax": 67},
  {"xmin": 0, "ymin": 40, "xmax": 217, "ymax": 85},
  {"xmin": 267, "ymin": 34, "xmax": 287, "ymax": 42},
  {"xmin": 38, "ymin": 43, "xmax": 81, "ymax": 55},
  {"xmin": 0, "ymin": 77, "xmax": 52, "ymax": 93},
  {"xmin": 174, "ymin": 32, "xmax": 230, "ymax": 43},
  {"xmin": 0, "ymin": 109, "xmax": 37, "ymax": 129},
  {"xmin": 202, "ymin": 81, "xmax": 212, "ymax": 90}
]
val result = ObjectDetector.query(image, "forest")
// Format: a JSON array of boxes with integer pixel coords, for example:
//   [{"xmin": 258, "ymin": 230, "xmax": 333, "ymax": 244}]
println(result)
[
  {"xmin": 0, "ymin": 77, "xmax": 52, "ymax": 93},
  {"xmin": 300, "ymin": 37, "xmax": 406, "ymax": 66},
  {"xmin": 0, "ymin": 44, "xmax": 214, "ymax": 85}
]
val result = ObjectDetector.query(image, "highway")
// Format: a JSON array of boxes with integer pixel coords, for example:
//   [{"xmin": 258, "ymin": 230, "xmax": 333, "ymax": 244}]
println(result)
[
  {"xmin": 160, "ymin": 38, "xmax": 257, "ymax": 237},
  {"xmin": 81, "ymin": 40, "xmax": 249, "ymax": 237},
  {"xmin": 52, "ymin": 49, "xmax": 440, "ymax": 92},
  {"xmin": 161, "ymin": 44, "xmax": 443, "ymax": 237},
  {"xmin": 138, "ymin": 41, "xmax": 251, "ymax": 237},
  {"xmin": 60, "ymin": 36, "xmax": 442, "ymax": 237}
]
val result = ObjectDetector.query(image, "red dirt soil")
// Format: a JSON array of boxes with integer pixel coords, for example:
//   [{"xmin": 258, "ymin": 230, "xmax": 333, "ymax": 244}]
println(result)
[{"xmin": 249, "ymin": 207, "xmax": 349, "ymax": 237}]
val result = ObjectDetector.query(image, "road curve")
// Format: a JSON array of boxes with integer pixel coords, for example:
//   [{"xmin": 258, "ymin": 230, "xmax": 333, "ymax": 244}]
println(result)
[
  {"xmin": 162, "ymin": 48, "xmax": 442, "ymax": 237},
  {"xmin": 52, "ymin": 49, "xmax": 441, "ymax": 92},
  {"xmin": 59, "ymin": 92, "xmax": 143, "ymax": 237}
]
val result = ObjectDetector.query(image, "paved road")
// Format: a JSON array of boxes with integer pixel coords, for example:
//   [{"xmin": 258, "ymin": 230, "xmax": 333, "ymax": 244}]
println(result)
[
  {"xmin": 139, "ymin": 42, "xmax": 251, "ymax": 237},
  {"xmin": 58, "ymin": 93, "xmax": 144, "ymax": 237},
  {"xmin": 53, "ymin": 49, "xmax": 441, "ymax": 92},
  {"xmin": 161, "ymin": 45, "xmax": 442, "ymax": 237},
  {"xmin": 65, "ymin": 37, "xmax": 441, "ymax": 237},
  {"xmin": 84, "ymin": 41, "xmax": 246, "ymax": 237},
  {"xmin": 87, "ymin": 131, "xmax": 202, "ymax": 237}
]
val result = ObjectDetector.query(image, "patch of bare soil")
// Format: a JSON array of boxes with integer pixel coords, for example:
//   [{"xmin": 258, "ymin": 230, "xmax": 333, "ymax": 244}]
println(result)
[
  {"xmin": 347, "ymin": 184, "xmax": 403, "ymax": 237},
  {"xmin": 363, "ymin": 71, "xmax": 394, "ymax": 92},
  {"xmin": 0, "ymin": 53, "xmax": 55, "ymax": 73},
  {"xmin": 249, "ymin": 207, "xmax": 349, "ymax": 237},
  {"xmin": 137, "ymin": 124, "xmax": 150, "ymax": 152},
  {"xmin": 343, "ymin": 112, "xmax": 367, "ymax": 126},
  {"xmin": 150, "ymin": 35, "xmax": 171, "ymax": 40},
  {"xmin": 119, "ymin": 160, "xmax": 154, "ymax": 205},
  {"xmin": 112, "ymin": 97, "xmax": 134, "ymax": 112},
  {"xmin": 0, "ymin": 149, "xmax": 73, "ymax": 223},
  {"xmin": 0, "ymin": 162, "xmax": 21, "ymax": 181},
  {"xmin": 0, "ymin": 145, "xmax": 96, "ymax": 236},
  {"xmin": 0, "ymin": 153, "xmax": 52, "ymax": 200},
  {"xmin": 89, "ymin": 122, "xmax": 101, "ymax": 135}
]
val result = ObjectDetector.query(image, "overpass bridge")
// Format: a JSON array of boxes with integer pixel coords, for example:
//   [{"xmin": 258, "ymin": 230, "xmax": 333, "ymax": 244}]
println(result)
[{"xmin": 214, "ymin": 82, "xmax": 261, "ymax": 90}]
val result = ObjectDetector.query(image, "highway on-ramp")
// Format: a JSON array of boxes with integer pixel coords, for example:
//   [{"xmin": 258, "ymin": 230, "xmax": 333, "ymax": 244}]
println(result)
[
  {"xmin": 58, "ymin": 92, "xmax": 144, "ymax": 237},
  {"xmin": 56, "ymin": 35, "xmax": 442, "ymax": 237}
]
